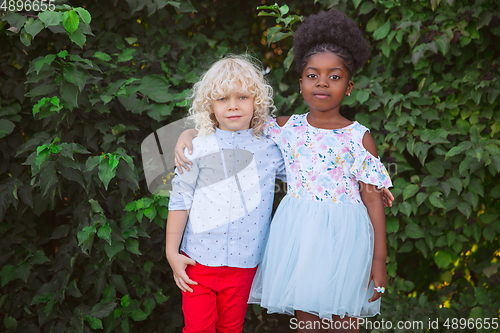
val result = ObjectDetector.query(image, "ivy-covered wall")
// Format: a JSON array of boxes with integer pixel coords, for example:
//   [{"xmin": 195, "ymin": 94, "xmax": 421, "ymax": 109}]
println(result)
[{"xmin": 1, "ymin": 0, "xmax": 499, "ymax": 332}]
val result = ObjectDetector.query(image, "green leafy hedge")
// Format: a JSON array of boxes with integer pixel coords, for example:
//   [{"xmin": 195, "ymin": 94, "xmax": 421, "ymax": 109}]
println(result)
[{"xmin": 1, "ymin": 0, "xmax": 499, "ymax": 332}]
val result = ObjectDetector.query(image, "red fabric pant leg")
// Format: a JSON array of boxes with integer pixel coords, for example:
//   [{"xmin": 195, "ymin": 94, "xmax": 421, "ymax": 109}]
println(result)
[
  {"xmin": 182, "ymin": 263, "xmax": 218, "ymax": 333},
  {"xmin": 181, "ymin": 262, "xmax": 257, "ymax": 333},
  {"xmin": 215, "ymin": 266, "xmax": 257, "ymax": 333}
]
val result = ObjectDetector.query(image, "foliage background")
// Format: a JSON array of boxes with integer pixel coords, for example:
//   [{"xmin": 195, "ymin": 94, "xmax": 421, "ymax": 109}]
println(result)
[{"xmin": 1, "ymin": 0, "xmax": 499, "ymax": 332}]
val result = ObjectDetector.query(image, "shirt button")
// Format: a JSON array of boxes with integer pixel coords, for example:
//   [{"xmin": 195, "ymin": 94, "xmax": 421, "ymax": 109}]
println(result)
[
  {"xmin": 233, "ymin": 209, "xmax": 236, "ymax": 213},
  {"xmin": 230, "ymin": 241, "xmax": 235, "ymax": 245},
  {"xmin": 232, "ymin": 132, "xmax": 235, "ymax": 137}
]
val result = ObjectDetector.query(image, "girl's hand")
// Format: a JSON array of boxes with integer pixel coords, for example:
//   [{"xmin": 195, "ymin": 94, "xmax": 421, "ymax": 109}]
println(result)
[
  {"xmin": 368, "ymin": 257, "xmax": 387, "ymax": 303},
  {"xmin": 381, "ymin": 188, "xmax": 394, "ymax": 207},
  {"xmin": 166, "ymin": 253, "xmax": 198, "ymax": 292},
  {"xmin": 174, "ymin": 129, "xmax": 198, "ymax": 174}
]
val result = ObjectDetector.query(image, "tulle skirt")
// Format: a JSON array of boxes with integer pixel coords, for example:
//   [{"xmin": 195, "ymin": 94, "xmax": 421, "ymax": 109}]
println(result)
[{"xmin": 248, "ymin": 194, "xmax": 380, "ymax": 319}]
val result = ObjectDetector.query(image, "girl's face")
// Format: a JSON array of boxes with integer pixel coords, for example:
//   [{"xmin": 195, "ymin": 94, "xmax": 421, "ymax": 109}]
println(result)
[
  {"xmin": 211, "ymin": 90, "xmax": 255, "ymax": 132},
  {"xmin": 299, "ymin": 51, "xmax": 353, "ymax": 115}
]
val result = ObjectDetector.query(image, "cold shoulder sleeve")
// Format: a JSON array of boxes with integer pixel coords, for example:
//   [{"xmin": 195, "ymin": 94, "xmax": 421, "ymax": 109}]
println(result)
[
  {"xmin": 349, "ymin": 150, "xmax": 392, "ymax": 189},
  {"xmin": 349, "ymin": 123, "xmax": 393, "ymax": 189}
]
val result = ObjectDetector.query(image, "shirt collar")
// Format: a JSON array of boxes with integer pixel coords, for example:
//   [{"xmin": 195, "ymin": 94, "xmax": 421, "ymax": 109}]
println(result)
[{"xmin": 215, "ymin": 127, "xmax": 253, "ymax": 139}]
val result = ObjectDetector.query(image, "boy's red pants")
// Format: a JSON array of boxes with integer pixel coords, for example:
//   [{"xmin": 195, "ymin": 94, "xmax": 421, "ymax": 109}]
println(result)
[{"xmin": 182, "ymin": 260, "xmax": 257, "ymax": 333}]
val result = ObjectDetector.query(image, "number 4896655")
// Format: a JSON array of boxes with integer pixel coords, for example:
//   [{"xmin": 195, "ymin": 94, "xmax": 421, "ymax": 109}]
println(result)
[
  {"xmin": 0, "ymin": 0, "xmax": 56, "ymax": 12},
  {"xmin": 443, "ymin": 318, "xmax": 499, "ymax": 330}
]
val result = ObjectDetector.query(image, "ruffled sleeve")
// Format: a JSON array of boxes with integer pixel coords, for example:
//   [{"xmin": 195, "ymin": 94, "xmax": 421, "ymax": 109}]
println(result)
[
  {"xmin": 349, "ymin": 150, "xmax": 393, "ymax": 189},
  {"xmin": 262, "ymin": 116, "xmax": 281, "ymax": 142}
]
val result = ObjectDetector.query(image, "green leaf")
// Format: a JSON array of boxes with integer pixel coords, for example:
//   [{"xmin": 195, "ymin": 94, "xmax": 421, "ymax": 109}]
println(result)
[
  {"xmin": 85, "ymin": 156, "xmax": 100, "ymax": 172},
  {"xmin": 425, "ymin": 161, "xmax": 445, "ymax": 178},
  {"xmin": 63, "ymin": 65, "xmax": 86, "ymax": 91},
  {"xmin": 74, "ymin": 7, "xmax": 91, "ymax": 25},
  {"xmin": 97, "ymin": 223, "xmax": 112, "ymax": 245},
  {"xmin": 89, "ymin": 199, "xmax": 104, "ymax": 213},
  {"xmin": 434, "ymin": 250, "xmax": 452, "ymax": 268},
  {"xmin": 459, "ymin": 156, "xmax": 476, "ymax": 175},
  {"xmin": 157, "ymin": 206, "xmax": 168, "ymax": 219},
  {"xmin": 62, "ymin": 10, "xmax": 79, "ymax": 34},
  {"xmin": 85, "ymin": 316, "xmax": 103, "ymax": 330},
  {"xmin": 17, "ymin": 262, "xmax": 32, "ymax": 282},
  {"xmin": 31, "ymin": 292, "xmax": 53, "ymax": 305},
  {"xmin": 458, "ymin": 201, "xmax": 472, "ymax": 218},
  {"xmin": 398, "ymin": 241, "xmax": 413, "ymax": 253},
  {"xmin": 126, "ymin": 239, "xmax": 141, "ymax": 255},
  {"xmin": 416, "ymin": 192, "xmax": 428, "ymax": 206},
  {"xmin": 422, "ymin": 175, "xmax": 439, "ymax": 187},
  {"xmin": 122, "ymin": 317, "xmax": 130, "ymax": 333},
  {"xmin": 77, "ymin": 225, "xmax": 96, "ymax": 246},
  {"xmin": 144, "ymin": 261, "xmax": 154, "ymax": 273},
  {"xmin": 386, "ymin": 216, "xmax": 399, "ymax": 233},
  {"xmin": 356, "ymin": 90, "xmax": 369, "ymax": 104},
  {"xmin": 31, "ymin": 250, "xmax": 50, "ymax": 265},
  {"xmin": 469, "ymin": 306, "xmax": 484, "ymax": 319},
  {"xmin": 3, "ymin": 316, "xmax": 17, "ymax": 330},
  {"xmin": 1, "ymin": 264, "xmax": 17, "ymax": 287},
  {"xmin": 403, "ymin": 184, "xmax": 419, "ymax": 200},
  {"xmin": 121, "ymin": 294, "xmax": 131, "ymax": 308},
  {"xmin": 483, "ymin": 227, "xmax": 495, "ymax": 242},
  {"xmin": 474, "ymin": 287, "xmax": 490, "ymax": 306},
  {"xmin": 105, "ymin": 241, "xmax": 124, "ymax": 260},
  {"xmin": 154, "ymin": 290, "xmax": 169, "ymax": 304},
  {"xmin": 117, "ymin": 48, "xmax": 136, "ymax": 63},
  {"xmin": 34, "ymin": 54, "xmax": 56, "ymax": 74},
  {"xmin": 94, "ymin": 51, "xmax": 112, "ymax": 62},
  {"xmin": 279, "ymin": 4, "xmax": 289, "ymax": 16},
  {"xmin": 406, "ymin": 223, "xmax": 425, "ymax": 239},
  {"xmin": 25, "ymin": 19, "xmax": 44, "ymax": 39},
  {"xmin": 98, "ymin": 159, "xmax": 116, "ymax": 190},
  {"xmin": 69, "ymin": 28, "xmax": 86, "ymax": 48},
  {"xmin": 60, "ymin": 82, "xmax": 79, "ymax": 108},
  {"xmin": 137, "ymin": 75, "xmax": 172, "ymax": 103},
  {"xmin": 399, "ymin": 201, "xmax": 412, "ymax": 217},
  {"xmin": 144, "ymin": 206, "xmax": 157, "ymax": 221},
  {"xmin": 20, "ymin": 28, "xmax": 32, "ymax": 46},
  {"xmin": 51, "ymin": 225, "xmax": 71, "ymax": 239},
  {"xmin": 359, "ymin": 2, "xmax": 376, "ymax": 14},
  {"xmin": 0, "ymin": 119, "xmax": 15, "ymax": 138},
  {"xmin": 91, "ymin": 302, "xmax": 117, "ymax": 318},
  {"xmin": 353, "ymin": 0, "xmax": 363, "ymax": 9},
  {"xmin": 429, "ymin": 192, "xmax": 446, "ymax": 209},
  {"xmin": 373, "ymin": 20, "xmax": 391, "ymax": 40},
  {"xmin": 130, "ymin": 309, "xmax": 148, "ymax": 321},
  {"xmin": 468, "ymin": 178, "xmax": 484, "ymax": 197},
  {"xmin": 445, "ymin": 142, "xmax": 473, "ymax": 159},
  {"xmin": 446, "ymin": 177, "xmax": 463, "ymax": 194},
  {"xmin": 39, "ymin": 161, "xmax": 57, "ymax": 196},
  {"xmin": 32, "ymin": 96, "xmax": 62, "ymax": 119},
  {"xmin": 38, "ymin": 11, "xmax": 62, "ymax": 27}
]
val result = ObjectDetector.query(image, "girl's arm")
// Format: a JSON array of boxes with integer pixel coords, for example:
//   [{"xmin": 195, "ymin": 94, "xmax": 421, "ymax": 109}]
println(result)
[
  {"xmin": 360, "ymin": 132, "xmax": 387, "ymax": 303},
  {"xmin": 174, "ymin": 116, "xmax": 290, "ymax": 172},
  {"xmin": 165, "ymin": 210, "xmax": 198, "ymax": 292},
  {"xmin": 174, "ymin": 129, "xmax": 198, "ymax": 173}
]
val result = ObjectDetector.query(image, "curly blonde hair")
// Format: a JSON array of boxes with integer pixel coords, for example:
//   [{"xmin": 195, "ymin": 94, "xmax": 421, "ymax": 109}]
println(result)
[{"xmin": 188, "ymin": 54, "xmax": 275, "ymax": 137}]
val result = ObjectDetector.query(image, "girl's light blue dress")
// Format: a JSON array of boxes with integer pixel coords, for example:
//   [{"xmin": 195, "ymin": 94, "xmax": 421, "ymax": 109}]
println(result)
[{"xmin": 248, "ymin": 114, "xmax": 393, "ymax": 319}]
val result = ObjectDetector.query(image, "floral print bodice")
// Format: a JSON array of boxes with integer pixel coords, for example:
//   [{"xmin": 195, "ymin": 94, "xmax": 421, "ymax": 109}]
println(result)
[{"xmin": 263, "ymin": 114, "xmax": 392, "ymax": 204}]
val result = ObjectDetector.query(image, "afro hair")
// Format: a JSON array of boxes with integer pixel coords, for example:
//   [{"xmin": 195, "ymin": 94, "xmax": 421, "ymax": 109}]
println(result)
[{"xmin": 293, "ymin": 9, "xmax": 371, "ymax": 76}]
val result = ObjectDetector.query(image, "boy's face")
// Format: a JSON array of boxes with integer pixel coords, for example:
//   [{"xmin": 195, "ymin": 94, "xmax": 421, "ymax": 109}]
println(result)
[{"xmin": 212, "ymin": 90, "xmax": 255, "ymax": 132}]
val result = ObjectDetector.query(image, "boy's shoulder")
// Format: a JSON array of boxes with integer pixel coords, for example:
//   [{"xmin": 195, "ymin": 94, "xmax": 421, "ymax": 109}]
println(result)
[{"xmin": 188, "ymin": 134, "xmax": 219, "ymax": 160}]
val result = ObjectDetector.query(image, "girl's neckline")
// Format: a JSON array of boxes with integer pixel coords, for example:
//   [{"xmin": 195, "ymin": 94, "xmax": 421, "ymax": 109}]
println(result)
[{"xmin": 304, "ymin": 113, "xmax": 357, "ymax": 131}]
